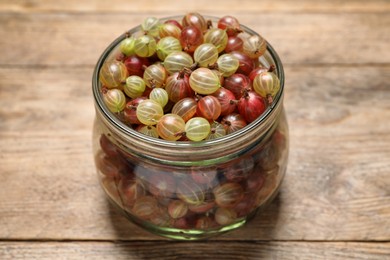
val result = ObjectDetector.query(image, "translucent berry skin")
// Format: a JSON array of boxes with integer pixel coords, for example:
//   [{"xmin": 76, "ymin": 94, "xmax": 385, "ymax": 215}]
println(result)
[
  {"xmin": 164, "ymin": 51, "xmax": 194, "ymax": 75},
  {"xmin": 165, "ymin": 72, "xmax": 194, "ymax": 103},
  {"xmin": 230, "ymin": 51, "xmax": 255, "ymax": 76},
  {"xmin": 123, "ymin": 97, "xmax": 146, "ymax": 124},
  {"xmin": 141, "ymin": 17, "xmax": 161, "ymax": 37},
  {"xmin": 211, "ymin": 87, "xmax": 237, "ymax": 116},
  {"xmin": 216, "ymin": 54, "xmax": 239, "ymax": 77},
  {"xmin": 182, "ymin": 12, "xmax": 208, "ymax": 32},
  {"xmin": 99, "ymin": 61, "xmax": 128, "ymax": 89},
  {"xmin": 171, "ymin": 97, "xmax": 197, "ymax": 122},
  {"xmin": 213, "ymin": 182, "xmax": 244, "ymax": 208},
  {"xmin": 120, "ymin": 37, "xmax": 136, "ymax": 56},
  {"xmin": 217, "ymin": 16, "xmax": 241, "ymax": 36},
  {"xmin": 134, "ymin": 35, "xmax": 157, "ymax": 58},
  {"xmin": 224, "ymin": 73, "xmax": 252, "ymax": 99},
  {"xmin": 136, "ymin": 125, "xmax": 159, "ymax": 138},
  {"xmin": 243, "ymin": 34, "xmax": 267, "ymax": 59},
  {"xmin": 168, "ymin": 200, "xmax": 188, "ymax": 219},
  {"xmin": 165, "ymin": 19, "xmax": 183, "ymax": 30},
  {"xmin": 156, "ymin": 114, "xmax": 186, "ymax": 141},
  {"xmin": 124, "ymin": 55, "xmax": 150, "ymax": 77},
  {"xmin": 136, "ymin": 99, "xmax": 164, "ymax": 125},
  {"xmin": 143, "ymin": 63, "xmax": 167, "ymax": 88},
  {"xmin": 194, "ymin": 43, "xmax": 219, "ymax": 68},
  {"xmin": 206, "ymin": 122, "xmax": 227, "ymax": 140},
  {"xmin": 156, "ymin": 36, "xmax": 182, "ymax": 61},
  {"xmin": 253, "ymin": 72, "xmax": 281, "ymax": 103},
  {"xmin": 225, "ymin": 36, "xmax": 243, "ymax": 53},
  {"xmin": 237, "ymin": 91, "xmax": 267, "ymax": 123},
  {"xmin": 185, "ymin": 117, "xmax": 211, "ymax": 141},
  {"xmin": 159, "ymin": 23, "xmax": 182, "ymax": 39},
  {"xmin": 189, "ymin": 68, "xmax": 220, "ymax": 95},
  {"xmin": 180, "ymin": 25, "xmax": 204, "ymax": 53},
  {"xmin": 176, "ymin": 179, "xmax": 206, "ymax": 205},
  {"xmin": 196, "ymin": 95, "xmax": 222, "ymax": 121},
  {"xmin": 221, "ymin": 113, "xmax": 247, "ymax": 134},
  {"xmin": 103, "ymin": 89, "xmax": 126, "ymax": 113},
  {"xmin": 211, "ymin": 69, "xmax": 224, "ymax": 86},
  {"xmin": 124, "ymin": 75, "xmax": 146, "ymax": 99},
  {"xmin": 149, "ymin": 88, "xmax": 169, "ymax": 107},
  {"xmin": 204, "ymin": 28, "xmax": 228, "ymax": 53},
  {"xmin": 249, "ymin": 66, "xmax": 269, "ymax": 81}
]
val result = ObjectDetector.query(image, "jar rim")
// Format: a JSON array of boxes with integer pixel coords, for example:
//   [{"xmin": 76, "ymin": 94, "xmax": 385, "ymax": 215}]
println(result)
[{"xmin": 92, "ymin": 15, "xmax": 285, "ymax": 164}]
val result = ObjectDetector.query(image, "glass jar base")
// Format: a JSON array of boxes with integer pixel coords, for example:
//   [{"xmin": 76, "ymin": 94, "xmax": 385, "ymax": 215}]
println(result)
[{"xmin": 106, "ymin": 195, "xmax": 261, "ymax": 240}]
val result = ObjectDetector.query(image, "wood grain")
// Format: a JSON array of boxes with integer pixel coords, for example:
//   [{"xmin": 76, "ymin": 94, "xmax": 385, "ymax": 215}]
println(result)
[
  {"xmin": 1, "ymin": 66, "xmax": 389, "ymax": 241},
  {"xmin": 0, "ymin": 241, "xmax": 389, "ymax": 260},
  {"xmin": 1, "ymin": 0, "xmax": 389, "ymax": 256},
  {"xmin": 0, "ymin": 13, "xmax": 389, "ymax": 66},
  {"xmin": 1, "ymin": 0, "xmax": 389, "ymax": 13}
]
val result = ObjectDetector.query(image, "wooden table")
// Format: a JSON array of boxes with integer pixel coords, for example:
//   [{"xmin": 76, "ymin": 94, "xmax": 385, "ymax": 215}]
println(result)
[{"xmin": 1, "ymin": 1, "xmax": 389, "ymax": 259}]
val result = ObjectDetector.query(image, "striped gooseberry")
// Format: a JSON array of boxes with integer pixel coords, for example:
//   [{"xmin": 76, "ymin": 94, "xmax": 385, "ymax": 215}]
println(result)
[
  {"xmin": 136, "ymin": 99, "xmax": 164, "ymax": 125},
  {"xmin": 99, "ymin": 61, "xmax": 128, "ymax": 89},
  {"xmin": 156, "ymin": 114, "xmax": 186, "ymax": 141},
  {"xmin": 213, "ymin": 182, "xmax": 244, "ymax": 208},
  {"xmin": 184, "ymin": 117, "xmax": 211, "ymax": 141},
  {"xmin": 196, "ymin": 95, "xmax": 222, "ymax": 121}
]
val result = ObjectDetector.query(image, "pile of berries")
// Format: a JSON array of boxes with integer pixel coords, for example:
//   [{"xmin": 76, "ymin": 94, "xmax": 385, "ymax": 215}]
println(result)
[{"xmin": 99, "ymin": 13, "xmax": 281, "ymax": 142}]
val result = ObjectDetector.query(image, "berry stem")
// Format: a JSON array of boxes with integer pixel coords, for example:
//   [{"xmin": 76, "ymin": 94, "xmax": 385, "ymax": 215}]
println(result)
[
  {"xmin": 207, "ymin": 20, "xmax": 213, "ymax": 29},
  {"xmin": 266, "ymin": 94, "xmax": 273, "ymax": 104},
  {"xmin": 208, "ymin": 63, "xmax": 218, "ymax": 70}
]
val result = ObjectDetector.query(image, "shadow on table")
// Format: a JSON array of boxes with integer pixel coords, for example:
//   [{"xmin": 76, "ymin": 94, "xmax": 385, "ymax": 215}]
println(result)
[{"xmin": 107, "ymin": 193, "xmax": 282, "ymax": 259}]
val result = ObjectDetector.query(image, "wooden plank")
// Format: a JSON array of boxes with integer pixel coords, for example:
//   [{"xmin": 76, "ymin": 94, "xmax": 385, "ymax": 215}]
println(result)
[
  {"xmin": 0, "ymin": 0, "xmax": 389, "ymax": 13},
  {"xmin": 0, "ymin": 66, "xmax": 389, "ymax": 240},
  {"xmin": 0, "ymin": 241, "xmax": 389, "ymax": 259},
  {"xmin": 0, "ymin": 13, "xmax": 389, "ymax": 66}
]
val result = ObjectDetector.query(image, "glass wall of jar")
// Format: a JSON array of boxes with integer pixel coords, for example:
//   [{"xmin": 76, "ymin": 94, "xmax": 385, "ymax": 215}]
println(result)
[{"xmin": 92, "ymin": 16, "xmax": 288, "ymax": 240}]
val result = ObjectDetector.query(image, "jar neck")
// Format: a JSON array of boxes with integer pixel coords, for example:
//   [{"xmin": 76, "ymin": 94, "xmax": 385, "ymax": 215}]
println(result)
[{"xmin": 95, "ymin": 93, "xmax": 284, "ymax": 167}]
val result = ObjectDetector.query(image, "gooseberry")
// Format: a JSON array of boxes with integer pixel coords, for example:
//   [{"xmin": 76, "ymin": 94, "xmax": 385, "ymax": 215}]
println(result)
[
  {"xmin": 180, "ymin": 25, "xmax": 204, "ymax": 53},
  {"xmin": 102, "ymin": 88, "xmax": 126, "ymax": 113},
  {"xmin": 217, "ymin": 15, "xmax": 241, "ymax": 36},
  {"xmin": 156, "ymin": 114, "xmax": 186, "ymax": 141},
  {"xmin": 171, "ymin": 97, "xmax": 197, "ymax": 122},
  {"xmin": 123, "ymin": 97, "xmax": 146, "ymax": 125},
  {"xmin": 211, "ymin": 87, "xmax": 237, "ymax": 116},
  {"xmin": 168, "ymin": 200, "xmax": 188, "ymax": 219},
  {"xmin": 237, "ymin": 91, "xmax": 267, "ymax": 123},
  {"xmin": 99, "ymin": 61, "xmax": 128, "ymax": 89},
  {"xmin": 184, "ymin": 117, "xmax": 211, "ymax": 141},
  {"xmin": 213, "ymin": 182, "xmax": 244, "ymax": 208},
  {"xmin": 136, "ymin": 99, "xmax": 164, "ymax": 125},
  {"xmin": 221, "ymin": 113, "xmax": 247, "ymax": 134},
  {"xmin": 189, "ymin": 68, "xmax": 221, "ymax": 95},
  {"xmin": 253, "ymin": 71, "xmax": 281, "ymax": 104},
  {"xmin": 196, "ymin": 95, "xmax": 222, "ymax": 121}
]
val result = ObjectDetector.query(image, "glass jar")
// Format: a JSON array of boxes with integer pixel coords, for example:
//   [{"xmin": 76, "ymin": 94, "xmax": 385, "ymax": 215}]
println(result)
[{"xmin": 92, "ymin": 16, "xmax": 288, "ymax": 240}]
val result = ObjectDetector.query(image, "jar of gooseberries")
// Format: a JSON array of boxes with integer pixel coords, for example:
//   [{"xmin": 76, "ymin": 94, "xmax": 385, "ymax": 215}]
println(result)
[{"xmin": 92, "ymin": 14, "xmax": 288, "ymax": 240}]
